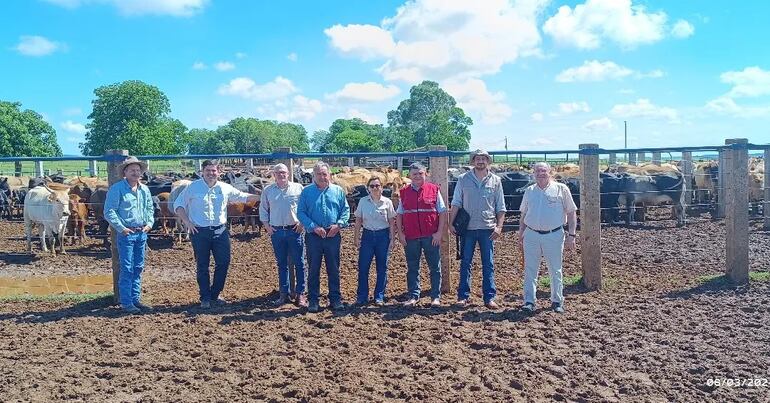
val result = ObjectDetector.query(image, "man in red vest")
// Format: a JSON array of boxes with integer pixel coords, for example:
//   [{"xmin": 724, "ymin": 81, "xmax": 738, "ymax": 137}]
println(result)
[{"xmin": 396, "ymin": 162, "xmax": 448, "ymax": 307}]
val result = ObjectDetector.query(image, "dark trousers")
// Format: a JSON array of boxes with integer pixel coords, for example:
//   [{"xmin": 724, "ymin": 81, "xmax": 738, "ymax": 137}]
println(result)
[
  {"xmin": 190, "ymin": 225, "xmax": 231, "ymax": 303},
  {"xmin": 357, "ymin": 228, "xmax": 391, "ymax": 303},
  {"xmin": 306, "ymin": 232, "xmax": 342, "ymax": 305}
]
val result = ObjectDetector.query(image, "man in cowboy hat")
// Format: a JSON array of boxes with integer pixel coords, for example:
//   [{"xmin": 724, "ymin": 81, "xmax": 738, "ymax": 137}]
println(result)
[
  {"xmin": 104, "ymin": 156, "xmax": 155, "ymax": 314},
  {"xmin": 449, "ymin": 149, "xmax": 506, "ymax": 309}
]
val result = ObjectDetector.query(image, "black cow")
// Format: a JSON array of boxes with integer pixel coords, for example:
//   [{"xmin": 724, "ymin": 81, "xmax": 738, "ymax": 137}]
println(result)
[
  {"xmin": 622, "ymin": 172, "xmax": 685, "ymax": 226},
  {"xmin": 0, "ymin": 189, "xmax": 11, "ymax": 220},
  {"xmin": 599, "ymin": 172, "xmax": 625, "ymax": 223},
  {"xmin": 498, "ymin": 171, "xmax": 532, "ymax": 214}
]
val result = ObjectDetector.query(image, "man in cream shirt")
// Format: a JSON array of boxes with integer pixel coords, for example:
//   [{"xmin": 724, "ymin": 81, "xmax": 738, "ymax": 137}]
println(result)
[
  {"xmin": 174, "ymin": 159, "xmax": 260, "ymax": 309},
  {"xmin": 260, "ymin": 163, "xmax": 307, "ymax": 307},
  {"xmin": 518, "ymin": 162, "xmax": 577, "ymax": 314}
]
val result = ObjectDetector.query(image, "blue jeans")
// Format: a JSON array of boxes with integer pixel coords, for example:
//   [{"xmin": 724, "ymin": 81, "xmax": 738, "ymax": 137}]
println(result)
[
  {"xmin": 306, "ymin": 232, "xmax": 342, "ymax": 305},
  {"xmin": 457, "ymin": 229, "xmax": 497, "ymax": 303},
  {"xmin": 190, "ymin": 225, "xmax": 231, "ymax": 303},
  {"xmin": 117, "ymin": 231, "xmax": 147, "ymax": 307},
  {"xmin": 357, "ymin": 228, "xmax": 391, "ymax": 303},
  {"xmin": 405, "ymin": 236, "xmax": 441, "ymax": 300},
  {"xmin": 270, "ymin": 228, "xmax": 306, "ymax": 295}
]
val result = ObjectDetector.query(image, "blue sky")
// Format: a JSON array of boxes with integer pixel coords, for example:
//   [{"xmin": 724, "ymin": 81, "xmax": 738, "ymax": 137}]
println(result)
[{"xmin": 2, "ymin": 0, "xmax": 770, "ymax": 156}]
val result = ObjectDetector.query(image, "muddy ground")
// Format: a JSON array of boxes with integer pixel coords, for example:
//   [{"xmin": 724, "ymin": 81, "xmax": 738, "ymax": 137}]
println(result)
[{"xmin": 0, "ymin": 215, "xmax": 769, "ymax": 402}]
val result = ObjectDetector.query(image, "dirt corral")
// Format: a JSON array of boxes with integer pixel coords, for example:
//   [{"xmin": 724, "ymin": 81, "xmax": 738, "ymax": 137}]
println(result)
[{"xmin": 0, "ymin": 217, "xmax": 769, "ymax": 402}]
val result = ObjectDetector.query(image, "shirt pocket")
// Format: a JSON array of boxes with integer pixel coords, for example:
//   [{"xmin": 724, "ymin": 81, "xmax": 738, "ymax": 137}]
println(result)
[
  {"xmin": 545, "ymin": 194, "xmax": 561, "ymax": 207},
  {"xmin": 119, "ymin": 193, "xmax": 136, "ymax": 221}
]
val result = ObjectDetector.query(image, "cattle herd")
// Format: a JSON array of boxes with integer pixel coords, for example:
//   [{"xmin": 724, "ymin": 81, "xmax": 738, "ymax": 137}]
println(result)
[{"xmin": 0, "ymin": 157, "xmax": 765, "ymax": 255}]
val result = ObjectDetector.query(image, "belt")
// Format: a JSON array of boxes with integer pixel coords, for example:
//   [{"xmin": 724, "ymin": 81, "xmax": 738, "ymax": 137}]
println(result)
[
  {"xmin": 127, "ymin": 226, "xmax": 146, "ymax": 231},
  {"xmin": 363, "ymin": 228, "xmax": 389, "ymax": 233},
  {"xmin": 196, "ymin": 224, "xmax": 225, "ymax": 230},
  {"xmin": 273, "ymin": 225, "xmax": 297, "ymax": 230},
  {"xmin": 530, "ymin": 226, "xmax": 563, "ymax": 235}
]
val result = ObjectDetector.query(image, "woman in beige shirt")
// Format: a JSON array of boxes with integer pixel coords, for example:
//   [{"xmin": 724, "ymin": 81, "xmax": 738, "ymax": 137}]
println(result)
[{"xmin": 353, "ymin": 177, "xmax": 397, "ymax": 306}]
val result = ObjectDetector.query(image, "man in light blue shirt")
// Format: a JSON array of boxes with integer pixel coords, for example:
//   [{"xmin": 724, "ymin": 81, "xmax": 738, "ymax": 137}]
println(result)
[
  {"xmin": 104, "ymin": 156, "xmax": 155, "ymax": 314},
  {"xmin": 297, "ymin": 161, "xmax": 350, "ymax": 313}
]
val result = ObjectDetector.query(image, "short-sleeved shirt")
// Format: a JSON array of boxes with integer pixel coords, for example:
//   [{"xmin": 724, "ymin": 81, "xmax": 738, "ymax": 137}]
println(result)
[
  {"xmin": 520, "ymin": 181, "xmax": 577, "ymax": 232},
  {"xmin": 451, "ymin": 170, "xmax": 506, "ymax": 230},
  {"xmin": 259, "ymin": 182, "xmax": 303, "ymax": 226},
  {"xmin": 355, "ymin": 195, "xmax": 396, "ymax": 231},
  {"xmin": 173, "ymin": 179, "xmax": 251, "ymax": 227}
]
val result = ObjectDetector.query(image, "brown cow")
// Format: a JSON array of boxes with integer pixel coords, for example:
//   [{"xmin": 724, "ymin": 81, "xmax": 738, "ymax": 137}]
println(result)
[
  {"xmin": 66, "ymin": 194, "xmax": 89, "ymax": 245},
  {"xmin": 155, "ymin": 192, "xmax": 174, "ymax": 234},
  {"xmin": 227, "ymin": 199, "xmax": 263, "ymax": 235}
]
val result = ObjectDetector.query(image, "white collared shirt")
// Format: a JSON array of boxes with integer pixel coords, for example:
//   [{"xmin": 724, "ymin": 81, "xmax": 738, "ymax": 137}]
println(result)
[
  {"xmin": 355, "ymin": 195, "xmax": 396, "ymax": 231},
  {"xmin": 520, "ymin": 181, "xmax": 577, "ymax": 231},
  {"xmin": 173, "ymin": 179, "xmax": 251, "ymax": 227}
]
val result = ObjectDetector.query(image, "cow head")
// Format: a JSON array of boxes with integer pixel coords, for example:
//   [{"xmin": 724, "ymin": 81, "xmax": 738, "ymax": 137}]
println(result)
[{"xmin": 47, "ymin": 190, "xmax": 71, "ymax": 218}]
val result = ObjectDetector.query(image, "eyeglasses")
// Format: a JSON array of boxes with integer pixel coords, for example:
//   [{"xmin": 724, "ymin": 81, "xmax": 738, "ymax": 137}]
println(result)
[{"xmin": 368, "ymin": 184, "xmax": 381, "ymax": 188}]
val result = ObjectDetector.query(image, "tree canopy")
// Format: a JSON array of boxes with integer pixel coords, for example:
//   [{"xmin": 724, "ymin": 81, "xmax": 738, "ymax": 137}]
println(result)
[
  {"xmin": 187, "ymin": 118, "xmax": 310, "ymax": 154},
  {"xmin": 0, "ymin": 101, "xmax": 62, "ymax": 157},
  {"xmin": 311, "ymin": 118, "xmax": 384, "ymax": 152},
  {"xmin": 80, "ymin": 80, "xmax": 189, "ymax": 155}
]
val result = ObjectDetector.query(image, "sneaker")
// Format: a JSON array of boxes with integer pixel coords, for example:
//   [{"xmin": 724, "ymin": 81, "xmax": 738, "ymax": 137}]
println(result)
[
  {"xmin": 200, "ymin": 301, "xmax": 211, "ymax": 309},
  {"xmin": 403, "ymin": 298, "xmax": 418, "ymax": 307},
  {"xmin": 521, "ymin": 302, "xmax": 535, "ymax": 313},
  {"xmin": 213, "ymin": 296, "xmax": 227, "ymax": 306},
  {"xmin": 374, "ymin": 299, "xmax": 385, "ymax": 306},
  {"xmin": 485, "ymin": 300, "xmax": 500, "ymax": 310},
  {"xmin": 430, "ymin": 298, "xmax": 441, "ymax": 307},
  {"xmin": 274, "ymin": 293, "xmax": 290, "ymax": 306},
  {"xmin": 308, "ymin": 302, "xmax": 320, "ymax": 313},
  {"xmin": 456, "ymin": 298, "xmax": 470, "ymax": 307},
  {"xmin": 330, "ymin": 301, "xmax": 345, "ymax": 311},
  {"xmin": 354, "ymin": 299, "xmax": 368, "ymax": 307},
  {"xmin": 133, "ymin": 301, "xmax": 153, "ymax": 311},
  {"xmin": 296, "ymin": 294, "xmax": 308, "ymax": 308},
  {"xmin": 552, "ymin": 302, "xmax": 565, "ymax": 314},
  {"xmin": 122, "ymin": 304, "xmax": 141, "ymax": 314}
]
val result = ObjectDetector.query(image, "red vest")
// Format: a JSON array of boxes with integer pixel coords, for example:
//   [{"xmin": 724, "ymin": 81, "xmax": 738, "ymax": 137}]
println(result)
[{"xmin": 399, "ymin": 182, "xmax": 440, "ymax": 240}]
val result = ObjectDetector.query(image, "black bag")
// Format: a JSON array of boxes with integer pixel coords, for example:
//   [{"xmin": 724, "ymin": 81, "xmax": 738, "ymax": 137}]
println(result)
[{"xmin": 452, "ymin": 208, "xmax": 471, "ymax": 260}]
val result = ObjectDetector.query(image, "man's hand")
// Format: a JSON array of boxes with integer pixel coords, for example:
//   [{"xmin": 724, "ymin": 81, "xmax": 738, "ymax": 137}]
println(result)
[
  {"xmin": 264, "ymin": 224, "xmax": 274, "ymax": 236},
  {"xmin": 327, "ymin": 224, "xmax": 340, "ymax": 238},
  {"xmin": 490, "ymin": 226, "xmax": 502, "ymax": 240},
  {"xmin": 431, "ymin": 232, "xmax": 442, "ymax": 247},
  {"xmin": 121, "ymin": 228, "xmax": 134, "ymax": 235},
  {"xmin": 313, "ymin": 226, "xmax": 327, "ymax": 238},
  {"xmin": 142, "ymin": 225, "xmax": 152, "ymax": 233},
  {"xmin": 294, "ymin": 223, "xmax": 304, "ymax": 234},
  {"xmin": 185, "ymin": 219, "xmax": 199, "ymax": 235},
  {"xmin": 449, "ymin": 226, "xmax": 457, "ymax": 236},
  {"xmin": 398, "ymin": 233, "xmax": 407, "ymax": 246},
  {"xmin": 564, "ymin": 235, "xmax": 576, "ymax": 251}
]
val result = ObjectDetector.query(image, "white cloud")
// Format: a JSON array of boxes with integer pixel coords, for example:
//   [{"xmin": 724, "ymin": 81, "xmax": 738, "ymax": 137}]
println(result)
[
  {"xmin": 275, "ymin": 96, "xmax": 322, "ymax": 121},
  {"xmin": 43, "ymin": 0, "xmax": 207, "ymax": 17},
  {"xmin": 720, "ymin": 67, "xmax": 770, "ymax": 98},
  {"xmin": 611, "ymin": 98, "xmax": 679, "ymax": 123},
  {"xmin": 531, "ymin": 112, "xmax": 544, "ymax": 122},
  {"xmin": 62, "ymin": 107, "xmax": 82, "ymax": 116},
  {"xmin": 287, "ymin": 52, "xmax": 298, "ymax": 62},
  {"xmin": 346, "ymin": 108, "xmax": 382, "ymax": 124},
  {"xmin": 192, "ymin": 61, "xmax": 207, "ymax": 70},
  {"xmin": 636, "ymin": 69, "xmax": 665, "ymax": 79},
  {"xmin": 60, "ymin": 120, "xmax": 87, "ymax": 135},
  {"xmin": 443, "ymin": 78, "xmax": 512, "ymax": 124},
  {"xmin": 705, "ymin": 97, "xmax": 770, "ymax": 118},
  {"xmin": 326, "ymin": 82, "xmax": 401, "ymax": 103},
  {"xmin": 583, "ymin": 117, "xmax": 614, "ymax": 131},
  {"xmin": 557, "ymin": 101, "xmax": 591, "ymax": 114},
  {"xmin": 218, "ymin": 76, "xmax": 298, "ymax": 101},
  {"xmin": 325, "ymin": 0, "xmax": 546, "ymax": 83},
  {"xmin": 556, "ymin": 60, "xmax": 633, "ymax": 82},
  {"xmin": 543, "ymin": 0, "xmax": 668, "ymax": 49},
  {"xmin": 235, "ymin": 52, "xmax": 247, "ymax": 59},
  {"xmin": 671, "ymin": 19, "xmax": 694, "ymax": 38},
  {"xmin": 14, "ymin": 35, "xmax": 65, "ymax": 57},
  {"xmin": 214, "ymin": 61, "xmax": 235, "ymax": 71}
]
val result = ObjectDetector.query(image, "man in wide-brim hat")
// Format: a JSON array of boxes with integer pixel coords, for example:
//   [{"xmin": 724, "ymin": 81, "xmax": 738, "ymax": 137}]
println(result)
[{"xmin": 104, "ymin": 156, "xmax": 155, "ymax": 314}]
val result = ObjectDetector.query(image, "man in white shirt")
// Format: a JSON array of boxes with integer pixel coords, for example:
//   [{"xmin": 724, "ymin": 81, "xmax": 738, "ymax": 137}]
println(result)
[
  {"xmin": 174, "ymin": 160, "xmax": 260, "ymax": 309},
  {"xmin": 517, "ymin": 162, "xmax": 577, "ymax": 314},
  {"xmin": 259, "ymin": 163, "xmax": 307, "ymax": 307}
]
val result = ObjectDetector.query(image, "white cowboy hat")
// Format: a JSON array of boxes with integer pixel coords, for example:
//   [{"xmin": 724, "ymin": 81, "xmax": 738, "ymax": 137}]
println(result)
[{"xmin": 117, "ymin": 156, "xmax": 148, "ymax": 174}]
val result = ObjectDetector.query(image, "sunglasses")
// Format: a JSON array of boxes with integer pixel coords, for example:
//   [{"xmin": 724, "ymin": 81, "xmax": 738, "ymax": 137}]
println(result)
[{"xmin": 368, "ymin": 184, "xmax": 381, "ymax": 188}]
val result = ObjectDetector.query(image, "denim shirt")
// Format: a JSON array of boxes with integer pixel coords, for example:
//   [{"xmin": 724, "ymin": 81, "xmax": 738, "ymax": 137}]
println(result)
[
  {"xmin": 297, "ymin": 183, "xmax": 350, "ymax": 231},
  {"xmin": 104, "ymin": 179, "xmax": 155, "ymax": 233}
]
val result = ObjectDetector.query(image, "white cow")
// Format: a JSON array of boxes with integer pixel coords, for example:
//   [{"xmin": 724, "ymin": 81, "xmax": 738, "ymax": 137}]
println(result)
[
  {"xmin": 24, "ymin": 186, "xmax": 71, "ymax": 255},
  {"xmin": 168, "ymin": 179, "xmax": 192, "ymax": 244}
]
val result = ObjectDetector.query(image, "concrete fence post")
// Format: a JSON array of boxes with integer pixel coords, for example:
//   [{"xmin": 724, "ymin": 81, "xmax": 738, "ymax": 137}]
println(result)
[
  {"xmin": 724, "ymin": 139, "xmax": 749, "ymax": 284},
  {"xmin": 429, "ymin": 145, "xmax": 451, "ymax": 294},
  {"xmin": 682, "ymin": 151, "xmax": 693, "ymax": 209},
  {"xmin": 629, "ymin": 152, "xmax": 637, "ymax": 166},
  {"xmin": 106, "ymin": 149, "xmax": 129, "ymax": 303},
  {"xmin": 652, "ymin": 151, "xmax": 661, "ymax": 166},
  {"xmin": 347, "ymin": 157, "xmax": 355, "ymax": 168},
  {"xmin": 608, "ymin": 153, "xmax": 617, "ymax": 165},
  {"xmin": 195, "ymin": 159, "xmax": 203, "ymax": 172},
  {"xmin": 717, "ymin": 150, "xmax": 726, "ymax": 218},
  {"xmin": 578, "ymin": 144, "xmax": 602, "ymax": 290},
  {"xmin": 35, "ymin": 161, "xmax": 44, "ymax": 177},
  {"xmin": 764, "ymin": 148, "xmax": 770, "ymax": 230},
  {"xmin": 89, "ymin": 160, "xmax": 98, "ymax": 177},
  {"xmin": 14, "ymin": 161, "xmax": 23, "ymax": 177}
]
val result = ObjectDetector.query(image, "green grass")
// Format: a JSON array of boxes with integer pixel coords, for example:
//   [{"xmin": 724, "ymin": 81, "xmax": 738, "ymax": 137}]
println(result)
[
  {"xmin": 696, "ymin": 271, "xmax": 770, "ymax": 285},
  {"xmin": 0, "ymin": 160, "xmax": 198, "ymax": 178},
  {"xmin": 0, "ymin": 291, "xmax": 112, "ymax": 303}
]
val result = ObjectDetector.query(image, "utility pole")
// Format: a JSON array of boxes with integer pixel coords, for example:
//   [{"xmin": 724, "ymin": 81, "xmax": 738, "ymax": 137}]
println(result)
[{"xmin": 624, "ymin": 120, "xmax": 627, "ymax": 149}]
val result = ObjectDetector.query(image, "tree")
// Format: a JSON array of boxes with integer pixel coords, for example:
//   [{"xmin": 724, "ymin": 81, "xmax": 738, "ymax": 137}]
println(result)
[
  {"xmin": 0, "ymin": 101, "xmax": 62, "ymax": 157},
  {"xmin": 80, "ymin": 80, "xmax": 188, "ymax": 155},
  {"xmin": 386, "ymin": 81, "xmax": 472, "ymax": 151},
  {"xmin": 329, "ymin": 129, "xmax": 382, "ymax": 152},
  {"xmin": 186, "ymin": 118, "xmax": 310, "ymax": 155},
  {"xmin": 311, "ymin": 118, "xmax": 385, "ymax": 152}
]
